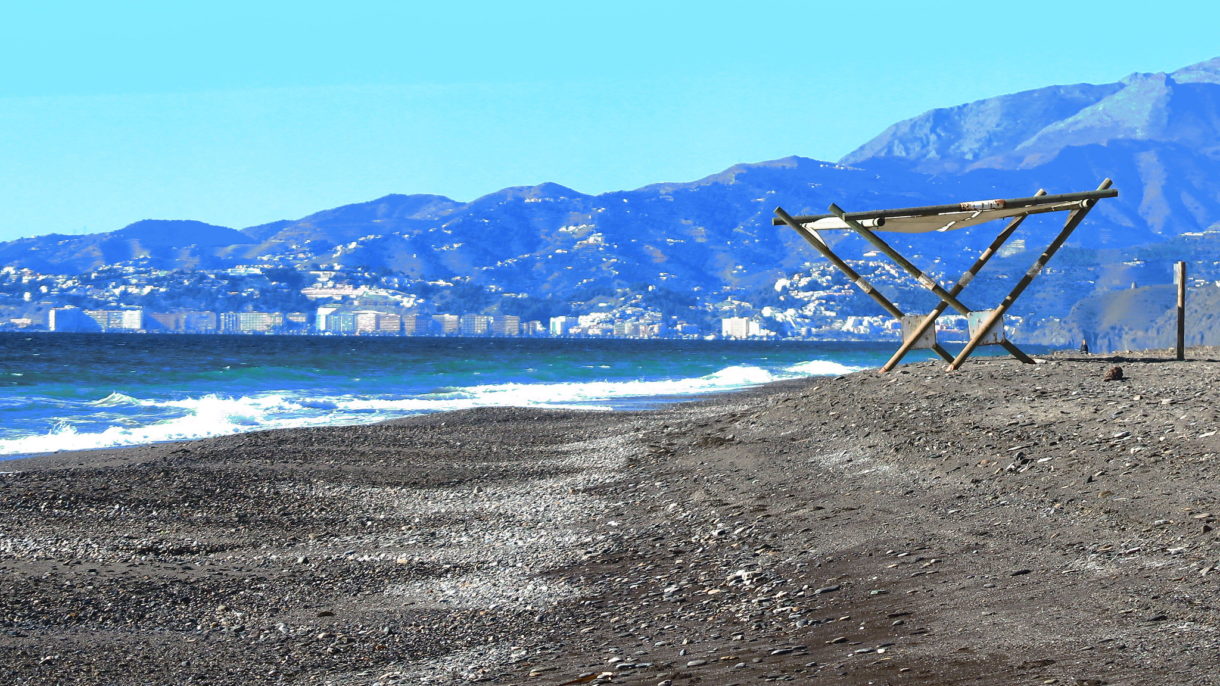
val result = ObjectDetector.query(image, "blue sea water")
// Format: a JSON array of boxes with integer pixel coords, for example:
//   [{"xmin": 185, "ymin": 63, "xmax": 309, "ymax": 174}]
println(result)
[{"xmin": 0, "ymin": 333, "xmax": 1035, "ymax": 459}]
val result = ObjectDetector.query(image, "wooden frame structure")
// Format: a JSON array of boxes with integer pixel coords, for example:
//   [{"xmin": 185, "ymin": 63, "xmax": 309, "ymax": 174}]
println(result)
[{"xmin": 773, "ymin": 179, "xmax": 1118, "ymax": 371}]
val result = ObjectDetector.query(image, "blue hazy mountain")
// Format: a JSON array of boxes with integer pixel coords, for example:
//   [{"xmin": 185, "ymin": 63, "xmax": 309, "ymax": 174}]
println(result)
[
  {"xmin": 842, "ymin": 58, "xmax": 1220, "ymax": 171},
  {"xmin": 4, "ymin": 57, "xmax": 1220, "ymax": 342},
  {"xmin": 0, "ymin": 219, "xmax": 253, "ymax": 274}
]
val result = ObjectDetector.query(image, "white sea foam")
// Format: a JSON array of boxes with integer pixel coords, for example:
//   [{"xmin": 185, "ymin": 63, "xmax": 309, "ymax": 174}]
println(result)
[
  {"xmin": 0, "ymin": 394, "xmax": 315, "ymax": 457},
  {"xmin": 337, "ymin": 364, "xmax": 792, "ymax": 413},
  {"xmin": 91, "ymin": 392, "xmax": 141, "ymax": 406},
  {"xmin": 0, "ymin": 358, "xmax": 864, "ymax": 457},
  {"xmin": 783, "ymin": 359, "xmax": 861, "ymax": 376}
]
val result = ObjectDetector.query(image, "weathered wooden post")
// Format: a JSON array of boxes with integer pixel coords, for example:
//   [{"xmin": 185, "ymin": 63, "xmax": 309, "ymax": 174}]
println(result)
[
  {"xmin": 1175, "ymin": 261, "xmax": 1186, "ymax": 360},
  {"xmin": 773, "ymin": 206, "xmax": 957, "ymax": 363},
  {"xmin": 947, "ymin": 178, "xmax": 1113, "ymax": 371},
  {"xmin": 879, "ymin": 190, "xmax": 1046, "ymax": 372}
]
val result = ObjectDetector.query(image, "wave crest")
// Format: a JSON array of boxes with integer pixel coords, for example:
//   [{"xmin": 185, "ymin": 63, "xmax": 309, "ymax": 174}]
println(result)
[{"xmin": 0, "ymin": 356, "xmax": 862, "ymax": 457}]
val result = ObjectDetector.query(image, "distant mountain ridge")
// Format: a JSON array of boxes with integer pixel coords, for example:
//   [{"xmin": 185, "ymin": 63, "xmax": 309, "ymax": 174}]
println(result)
[
  {"xmin": 6, "ymin": 56, "xmax": 1220, "ymax": 348},
  {"xmin": 841, "ymin": 58, "xmax": 1220, "ymax": 172}
]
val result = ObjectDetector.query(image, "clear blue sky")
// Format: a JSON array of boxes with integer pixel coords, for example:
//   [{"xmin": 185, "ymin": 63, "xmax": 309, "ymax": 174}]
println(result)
[{"xmin": 1, "ymin": 1, "xmax": 1215, "ymax": 240}]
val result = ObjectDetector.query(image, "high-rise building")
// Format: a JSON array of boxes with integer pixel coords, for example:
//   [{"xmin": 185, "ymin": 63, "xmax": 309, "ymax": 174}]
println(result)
[
  {"xmin": 354, "ymin": 311, "xmax": 379, "ymax": 334},
  {"xmin": 613, "ymin": 321, "xmax": 642, "ymax": 337},
  {"xmin": 220, "ymin": 312, "xmax": 281, "ymax": 333},
  {"xmin": 402, "ymin": 314, "xmax": 430, "ymax": 336},
  {"xmin": 355, "ymin": 311, "xmax": 402, "ymax": 335},
  {"xmin": 459, "ymin": 314, "xmax": 491, "ymax": 336},
  {"xmin": 120, "ymin": 309, "xmax": 144, "ymax": 331},
  {"xmin": 431, "ymin": 314, "xmax": 459, "ymax": 335},
  {"xmin": 183, "ymin": 311, "xmax": 218, "ymax": 333},
  {"xmin": 548, "ymin": 316, "xmax": 576, "ymax": 336},
  {"xmin": 491, "ymin": 315, "xmax": 520, "ymax": 336},
  {"xmin": 375, "ymin": 312, "xmax": 402, "ymax": 335},
  {"xmin": 315, "ymin": 306, "xmax": 340, "ymax": 332},
  {"xmin": 83, "ymin": 309, "xmax": 144, "ymax": 332},
  {"xmin": 326, "ymin": 311, "xmax": 357, "ymax": 334},
  {"xmin": 721, "ymin": 317, "xmax": 751, "ymax": 339}
]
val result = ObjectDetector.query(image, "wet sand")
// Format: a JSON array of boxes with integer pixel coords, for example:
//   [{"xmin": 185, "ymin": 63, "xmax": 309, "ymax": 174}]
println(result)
[{"xmin": 3, "ymin": 349, "xmax": 1220, "ymax": 684}]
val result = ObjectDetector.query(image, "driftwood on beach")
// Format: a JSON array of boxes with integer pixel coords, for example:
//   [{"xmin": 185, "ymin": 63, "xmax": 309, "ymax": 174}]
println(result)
[{"xmin": 2, "ymin": 348, "xmax": 1220, "ymax": 684}]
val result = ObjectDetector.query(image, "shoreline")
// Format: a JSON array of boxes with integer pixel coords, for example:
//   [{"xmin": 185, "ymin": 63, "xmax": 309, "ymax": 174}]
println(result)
[
  {"xmin": 0, "ymin": 334, "xmax": 1046, "ymax": 466},
  {"xmin": 2, "ymin": 348, "xmax": 1220, "ymax": 683},
  {"xmin": 0, "ymin": 377, "xmax": 823, "ymax": 470}
]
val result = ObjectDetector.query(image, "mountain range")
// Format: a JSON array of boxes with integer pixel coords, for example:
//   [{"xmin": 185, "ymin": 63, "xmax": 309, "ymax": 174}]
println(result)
[{"xmin": 7, "ymin": 57, "xmax": 1220, "ymax": 348}]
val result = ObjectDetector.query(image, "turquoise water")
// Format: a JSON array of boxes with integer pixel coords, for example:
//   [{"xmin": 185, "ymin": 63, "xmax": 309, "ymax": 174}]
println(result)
[{"xmin": 0, "ymin": 333, "xmax": 1025, "ymax": 459}]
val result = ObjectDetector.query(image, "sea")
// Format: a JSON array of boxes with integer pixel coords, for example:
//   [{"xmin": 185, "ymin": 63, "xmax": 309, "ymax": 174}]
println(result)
[{"xmin": 0, "ymin": 332, "xmax": 1037, "ymax": 460}]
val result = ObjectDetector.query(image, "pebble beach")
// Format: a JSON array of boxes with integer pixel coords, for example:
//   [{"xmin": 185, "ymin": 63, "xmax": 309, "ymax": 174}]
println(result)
[{"xmin": 3, "ymin": 348, "xmax": 1220, "ymax": 684}]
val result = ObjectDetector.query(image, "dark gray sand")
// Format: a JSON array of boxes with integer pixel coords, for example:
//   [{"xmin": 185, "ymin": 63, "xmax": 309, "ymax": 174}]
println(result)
[{"xmin": 3, "ymin": 348, "xmax": 1220, "ymax": 685}]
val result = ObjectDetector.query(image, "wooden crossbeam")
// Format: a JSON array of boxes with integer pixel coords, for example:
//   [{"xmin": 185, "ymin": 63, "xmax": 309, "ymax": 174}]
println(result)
[
  {"xmin": 946, "ymin": 178, "xmax": 1114, "ymax": 371},
  {"xmin": 880, "ymin": 190, "xmax": 1046, "ymax": 372},
  {"xmin": 827, "ymin": 203, "xmax": 1036, "ymax": 367},
  {"xmin": 774, "ymin": 179, "xmax": 1118, "ymax": 372},
  {"xmin": 773, "ymin": 207, "xmax": 955, "ymax": 363}
]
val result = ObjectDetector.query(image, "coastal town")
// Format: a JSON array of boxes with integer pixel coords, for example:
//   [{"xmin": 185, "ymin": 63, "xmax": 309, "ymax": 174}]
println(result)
[{"xmin": 1, "ymin": 260, "xmax": 996, "ymax": 341}]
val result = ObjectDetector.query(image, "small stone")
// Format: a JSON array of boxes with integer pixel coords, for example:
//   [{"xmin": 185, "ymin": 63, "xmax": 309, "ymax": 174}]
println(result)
[{"xmin": 686, "ymin": 659, "xmax": 707, "ymax": 667}]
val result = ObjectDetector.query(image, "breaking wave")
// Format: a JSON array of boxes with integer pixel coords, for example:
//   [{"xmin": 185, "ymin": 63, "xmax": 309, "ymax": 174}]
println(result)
[{"xmin": 0, "ymin": 358, "xmax": 863, "ymax": 458}]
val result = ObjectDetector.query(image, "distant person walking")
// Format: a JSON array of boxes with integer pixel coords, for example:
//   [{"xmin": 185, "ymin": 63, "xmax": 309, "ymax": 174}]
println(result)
[{"xmin": 1079, "ymin": 339, "xmax": 1089, "ymax": 354}]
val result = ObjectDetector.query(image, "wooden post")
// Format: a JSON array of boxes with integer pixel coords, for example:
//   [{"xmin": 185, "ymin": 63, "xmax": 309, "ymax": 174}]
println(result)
[
  {"xmin": 1175, "ymin": 261, "xmax": 1186, "ymax": 360},
  {"xmin": 880, "ymin": 190, "xmax": 1046, "ymax": 372},
  {"xmin": 828, "ymin": 204, "xmax": 1036, "ymax": 366},
  {"xmin": 948, "ymin": 178, "xmax": 1113, "ymax": 371},
  {"xmin": 774, "ymin": 206, "xmax": 956, "ymax": 364}
]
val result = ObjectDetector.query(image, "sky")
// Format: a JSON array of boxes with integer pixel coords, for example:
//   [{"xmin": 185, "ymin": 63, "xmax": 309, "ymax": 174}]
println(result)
[{"xmin": 1, "ymin": 1, "xmax": 1217, "ymax": 241}]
